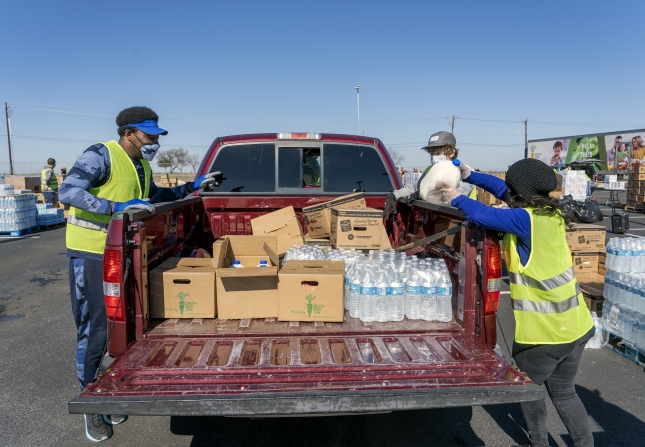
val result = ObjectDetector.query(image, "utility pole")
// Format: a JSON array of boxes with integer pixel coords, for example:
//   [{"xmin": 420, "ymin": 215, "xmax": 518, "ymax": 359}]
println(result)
[
  {"xmin": 355, "ymin": 85, "xmax": 361, "ymax": 135},
  {"xmin": 450, "ymin": 115, "xmax": 456, "ymax": 133},
  {"xmin": 523, "ymin": 118, "xmax": 529, "ymax": 159},
  {"xmin": 4, "ymin": 101, "xmax": 13, "ymax": 175}
]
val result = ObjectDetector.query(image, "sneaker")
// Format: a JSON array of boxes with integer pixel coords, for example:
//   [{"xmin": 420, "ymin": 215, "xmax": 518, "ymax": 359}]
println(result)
[
  {"xmin": 103, "ymin": 414, "xmax": 128, "ymax": 425},
  {"xmin": 83, "ymin": 414, "xmax": 113, "ymax": 442}
]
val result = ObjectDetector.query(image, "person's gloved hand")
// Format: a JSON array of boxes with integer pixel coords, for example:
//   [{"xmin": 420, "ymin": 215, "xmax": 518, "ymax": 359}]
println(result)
[
  {"xmin": 383, "ymin": 192, "xmax": 397, "ymax": 219},
  {"xmin": 404, "ymin": 191, "xmax": 420, "ymax": 205},
  {"xmin": 458, "ymin": 163, "xmax": 472, "ymax": 180},
  {"xmin": 439, "ymin": 181, "xmax": 463, "ymax": 204},
  {"xmin": 191, "ymin": 171, "xmax": 225, "ymax": 191},
  {"xmin": 113, "ymin": 198, "xmax": 155, "ymax": 214}
]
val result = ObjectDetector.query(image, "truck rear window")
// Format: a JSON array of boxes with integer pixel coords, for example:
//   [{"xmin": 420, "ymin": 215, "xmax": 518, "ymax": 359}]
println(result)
[
  {"xmin": 211, "ymin": 144, "xmax": 275, "ymax": 192},
  {"xmin": 323, "ymin": 144, "xmax": 393, "ymax": 193}
]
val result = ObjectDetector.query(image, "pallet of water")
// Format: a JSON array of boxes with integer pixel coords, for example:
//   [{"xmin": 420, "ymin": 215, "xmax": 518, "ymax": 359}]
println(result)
[
  {"xmin": 0, "ymin": 195, "xmax": 38, "ymax": 233},
  {"xmin": 601, "ymin": 237, "xmax": 645, "ymax": 350}
]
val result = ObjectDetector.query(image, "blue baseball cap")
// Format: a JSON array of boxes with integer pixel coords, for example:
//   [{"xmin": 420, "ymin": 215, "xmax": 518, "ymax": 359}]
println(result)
[{"xmin": 127, "ymin": 119, "xmax": 168, "ymax": 135}]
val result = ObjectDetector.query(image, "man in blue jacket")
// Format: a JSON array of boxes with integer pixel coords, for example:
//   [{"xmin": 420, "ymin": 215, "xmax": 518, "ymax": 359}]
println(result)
[{"xmin": 59, "ymin": 106, "xmax": 222, "ymax": 442}]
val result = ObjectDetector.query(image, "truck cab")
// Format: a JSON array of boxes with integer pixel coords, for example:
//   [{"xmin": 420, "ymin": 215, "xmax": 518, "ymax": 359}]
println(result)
[{"xmin": 69, "ymin": 133, "xmax": 543, "ymax": 417}]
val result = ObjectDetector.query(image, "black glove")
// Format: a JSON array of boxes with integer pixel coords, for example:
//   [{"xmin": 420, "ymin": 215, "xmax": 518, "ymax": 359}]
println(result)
[
  {"xmin": 383, "ymin": 192, "xmax": 397, "ymax": 219},
  {"xmin": 404, "ymin": 191, "xmax": 420, "ymax": 205}
]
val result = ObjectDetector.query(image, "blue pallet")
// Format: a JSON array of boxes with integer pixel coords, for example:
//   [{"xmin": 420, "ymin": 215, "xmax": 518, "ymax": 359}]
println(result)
[
  {"xmin": 605, "ymin": 333, "xmax": 645, "ymax": 368},
  {"xmin": 0, "ymin": 225, "xmax": 40, "ymax": 237}
]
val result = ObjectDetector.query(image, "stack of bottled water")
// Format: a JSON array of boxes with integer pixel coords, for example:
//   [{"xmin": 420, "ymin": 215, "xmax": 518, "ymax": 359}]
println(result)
[
  {"xmin": 36, "ymin": 203, "xmax": 65, "ymax": 226},
  {"xmin": 282, "ymin": 246, "xmax": 454, "ymax": 323},
  {"xmin": 602, "ymin": 237, "xmax": 645, "ymax": 350},
  {"xmin": 0, "ymin": 195, "xmax": 37, "ymax": 232},
  {"xmin": 348, "ymin": 250, "xmax": 453, "ymax": 323}
]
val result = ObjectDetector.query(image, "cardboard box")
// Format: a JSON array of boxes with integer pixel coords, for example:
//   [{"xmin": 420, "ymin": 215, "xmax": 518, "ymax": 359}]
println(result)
[
  {"xmin": 4, "ymin": 175, "xmax": 41, "ymax": 193},
  {"xmin": 629, "ymin": 172, "xmax": 645, "ymax": 181},
  {"xmin": 278, "ymin": 260, "xmax": 345, "ymax": 322},
  {"xmin": 330, "ymin": 207, "xmax": 384, "ymax": 249},
  {"xmin": 251, "ymin": 206, "xmax": 304, "ymax": 255},
  {"xmin": 213, "ymin": 236, "xmax": 280, "ymax": 319},
  {"xmin": 149, "ymin": 257, "xmax": 218, "ymax": 319},
  {"xmin": 303, "ymin": 193, "xmax": 366, "ymax": 238},
  {"xmin": 571, "ymin": 252, "xmax": 599, "ymax": 275},
  {"xmin": 598, "ymin": 252, "xmax": 606, "ymax": 275},
  {"xmin": 565, "ymin": 224, "xmax": 606, "ymax": 252},
  {"xmin": 433, "ymin": 217, "xmax": 462, "ymax": 248}
]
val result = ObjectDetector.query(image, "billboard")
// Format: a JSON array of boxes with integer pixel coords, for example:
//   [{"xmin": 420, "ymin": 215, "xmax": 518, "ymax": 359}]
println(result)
[{"xmin": 528, "ymin": 129, "xmax": 645, "ymax": 171}]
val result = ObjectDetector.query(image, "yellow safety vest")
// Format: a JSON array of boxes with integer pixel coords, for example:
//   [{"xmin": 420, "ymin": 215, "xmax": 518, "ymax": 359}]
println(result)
[
  {"xmin": 423, "ymin": 163, "xmax": 477, "ymax": 199},
  {"xmin": 66, "ymin": 140, "xmax": 151, "ymax": 255},
  {"xmin": 41, "ymin": 167, "xmax": 59, "ymax": 190},
  {"xmin": 502, "ymin": 209, "xmax": 593, "ymax": 344}
]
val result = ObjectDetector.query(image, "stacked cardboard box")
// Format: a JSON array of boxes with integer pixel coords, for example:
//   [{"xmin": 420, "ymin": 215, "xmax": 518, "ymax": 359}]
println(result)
[
  {"xmin": 477, "ymin": 173, "xmax": 507, "ymax": 206},
  {"xmin": 4, "ymin": 176, "xmax": 41, "ymax": 193},
  {"xmin": 562, "ymin": 170, "xmax": 587, "ymax": 201},
  {"xmin": 158, "ymin": 173, "xmax": 179, "ymax": 187},
  {"xmin": 550, "ymin": 174, "xmax": 564, "ymax": 199},
  {"xmin": 566, "ymin": 223, "xmax": 606, "ymax": 314},
  {"xmin": 627, "ymin": 166, "xmax": 645, "ymax": 210}
]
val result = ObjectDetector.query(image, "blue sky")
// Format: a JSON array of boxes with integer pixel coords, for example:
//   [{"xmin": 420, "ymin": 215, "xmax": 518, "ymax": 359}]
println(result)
[{"xmin": 1, "ymin": 0, "xmax": 643, "ymax": 173}]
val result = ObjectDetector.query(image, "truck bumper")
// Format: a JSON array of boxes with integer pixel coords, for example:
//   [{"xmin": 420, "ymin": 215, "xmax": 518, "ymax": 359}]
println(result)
[{"xmin": 69, "ymin": 385, "xmax": 544, "ymax": 416}]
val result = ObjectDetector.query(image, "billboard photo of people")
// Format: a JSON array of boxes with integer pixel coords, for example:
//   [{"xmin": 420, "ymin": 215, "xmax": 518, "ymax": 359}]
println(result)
[{"xmin": 529, "ymin": 129, "xmax": 645, "ymax": 172}]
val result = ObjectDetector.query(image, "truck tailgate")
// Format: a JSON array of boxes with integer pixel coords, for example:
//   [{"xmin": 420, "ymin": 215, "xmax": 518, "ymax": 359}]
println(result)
[{"xmin": 69, "ymin": 325, "xmax": 543, "ymax": 416}]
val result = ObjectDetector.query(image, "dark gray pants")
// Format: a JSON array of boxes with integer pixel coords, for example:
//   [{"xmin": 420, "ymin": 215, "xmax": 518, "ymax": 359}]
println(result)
[{"xmin": 513, "ymin": 327, "xmax": 594, "ymax": 447}]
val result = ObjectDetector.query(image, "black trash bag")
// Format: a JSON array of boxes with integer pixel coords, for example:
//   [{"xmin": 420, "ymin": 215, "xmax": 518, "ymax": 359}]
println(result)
[
  {"xmin": 560, "ymin": 195, "xmax": 603, "ymax": 223},
  {"xmin": 577, "ymin": 197, "xmax": 604, "ymax": 223}
]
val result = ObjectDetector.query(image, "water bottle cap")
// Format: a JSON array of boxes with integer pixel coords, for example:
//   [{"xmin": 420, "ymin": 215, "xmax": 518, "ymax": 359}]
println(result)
[
  {"xmin": 452, "ymin": 159, "xmax": 461, "ymax": 167},
  {"xmin": 260, "ymin": 260, "xmax": 267, "ymax": 265},
  {"xmin": 233, "ymin": 260, "xmax": 241, "ymax": 265}
]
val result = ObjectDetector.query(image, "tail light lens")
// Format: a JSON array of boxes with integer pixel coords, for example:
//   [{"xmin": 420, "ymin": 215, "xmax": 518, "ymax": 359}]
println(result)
[
  {"xmin": 103, "ymin": 249, "xmax": 124, "ymax": 321},
  {"xmin": 484, "ymin": 242, "xmax": 502, "ymax": 315}
]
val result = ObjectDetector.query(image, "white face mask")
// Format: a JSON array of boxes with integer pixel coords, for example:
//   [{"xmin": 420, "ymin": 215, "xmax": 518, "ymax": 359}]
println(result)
[
  {"xmin": 140, "ymin": 143, "xmax": 160, "ymax": 161},
  {"xmin": 431, "ymin": 155, "xmax": 447, "ymax": 165}
]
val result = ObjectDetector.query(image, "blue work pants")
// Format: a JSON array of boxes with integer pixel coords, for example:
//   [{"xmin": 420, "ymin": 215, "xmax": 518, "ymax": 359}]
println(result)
[{"xmin": 69, "ymin": 257, "xmax": 107, "ymax": 389}]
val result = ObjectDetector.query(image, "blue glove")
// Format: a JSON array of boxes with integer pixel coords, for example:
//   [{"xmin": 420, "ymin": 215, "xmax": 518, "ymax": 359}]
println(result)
[
  {"xmin": 113, "ymin": 198, "xmax": 155, "ymax": 214},
  {"xmin": 191, "ymin": 171, "xmax": 224, "ymax": 191}
]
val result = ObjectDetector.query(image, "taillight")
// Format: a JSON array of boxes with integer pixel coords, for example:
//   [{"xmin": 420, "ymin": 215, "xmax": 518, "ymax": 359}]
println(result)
[
  {"xmin": 103, "ymin": 249, "xmax": 124, "ymax": 321},
  {"xmin": 484, "ymin": 242, "xmax": 502, "ymax": 315}
]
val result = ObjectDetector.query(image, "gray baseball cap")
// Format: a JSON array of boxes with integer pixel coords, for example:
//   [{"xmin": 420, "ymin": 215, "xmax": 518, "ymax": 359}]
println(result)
[{"xmin": 422, "ymin": 131, "xmax": 456, "ymax": 149}]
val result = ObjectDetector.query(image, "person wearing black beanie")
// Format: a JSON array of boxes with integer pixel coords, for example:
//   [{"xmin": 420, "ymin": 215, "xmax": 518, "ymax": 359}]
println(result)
[{"xmin": 440, "ymin": 159, "xmax": 595, "ymax": 447}]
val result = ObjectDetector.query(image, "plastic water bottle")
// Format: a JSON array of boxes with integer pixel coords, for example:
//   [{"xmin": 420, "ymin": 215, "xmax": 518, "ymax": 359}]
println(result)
[
  {"xmin": 373, "ymin": 270, "xmax": 389, "ymax": 322},
  {"xmin": 404, "ymin": 268, "xmax": 422, "ymax": 320},
  {"xmin": 605, "ymin": 239, "xmax": 616, "ymax": 271},
  {"xmin": 358, "ymin": 270, "xmax": 377, "ymax": 322},
  {"xmin": 586, "ymin": 312, "xmax": 607, "ymax": 349},
  {"xmin": 420, "ymin": 276, "xmax": 436, "ymax": 322},
  {"xmin": 436, "ymin": 269, "xmax": 453, "ymax": 322},
  {"xmin": 348, "ymin": 265, "xmax": 363, "ymax": 319},
  {"xmin": 257, "ymin": 260, "xmax": 268, "ymax": 267},
  {"xmin": 389, "ymin": 271, "xmax": 405, "ymax": 322},
  {"xmin": 230, "ymin": 260, "xmax": 244, "ymax": 268},
  {"xmin": 344, "ymin": 262, "xmax": 355, "ymax": 310}
]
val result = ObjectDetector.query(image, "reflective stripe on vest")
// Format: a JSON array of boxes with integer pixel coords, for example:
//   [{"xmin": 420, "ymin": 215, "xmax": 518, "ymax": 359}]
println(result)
[
  {"xmin": 41, "ymin": 167, "xmax": 59, "ymax": 190},
  {"xmin": 502, "ymin": 209, "xmax": 593, "ymax": 344},
  {"xmin": 66, "ymin": 140, "xmax": 150, "ymax": 254},
  {"xmin": 509, "ymin": 266, "xmax": 575, "ymax": 292},
  {"xmin": 67, "ymin": 214, "xmax": 109, "ymax": 233}
]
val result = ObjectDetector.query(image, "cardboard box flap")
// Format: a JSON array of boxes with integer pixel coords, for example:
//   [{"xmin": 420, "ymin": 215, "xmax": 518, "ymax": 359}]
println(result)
[
  {"xmin": 263, "ymin": 242, "xmax": 280, "ymax": 266},
  {"xmin": 565, "ymin": 223, "xmax": 606, "ymax": 232},
  {"xmin": 281, "ymin": 260, "xmax": 345, "ymax": 274},
  {"xmin": 218, "ymin": 266, "xmax": 279, "ymax": 278},
  {"xmin": 176, "ymin": 258, "xmax": 217, "ymax": 268},
  {"xmin": 228, "ymin": 235, "xmax": 278, "ymax": 255}
]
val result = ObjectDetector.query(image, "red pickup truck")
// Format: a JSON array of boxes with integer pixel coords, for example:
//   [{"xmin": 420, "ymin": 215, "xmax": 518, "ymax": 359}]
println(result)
[{"xmin": 69, "ymin": 132, "xmax": 543, "ymax": 417}]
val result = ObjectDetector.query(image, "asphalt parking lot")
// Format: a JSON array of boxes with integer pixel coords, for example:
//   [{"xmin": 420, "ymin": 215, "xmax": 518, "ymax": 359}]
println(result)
[{"xmin": 0, "ymin": 189, "xmax": 644, "ymax": 447}]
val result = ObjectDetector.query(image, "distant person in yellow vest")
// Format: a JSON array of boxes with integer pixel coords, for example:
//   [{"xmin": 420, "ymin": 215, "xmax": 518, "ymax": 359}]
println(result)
[
  {"xmin": 439, "ymin": 158, "xmax": 595, "ymax": 447},
  {"xmin": 41, "ymin": 158, "xmax": 59, "ymax": 204},
  {"xmin": 383, "ymin": 131, "xmax": 475, "ymax": 218},
  {"xmin": 58, "ymin": 106, "xmax": 222, "ymax": 442}
]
